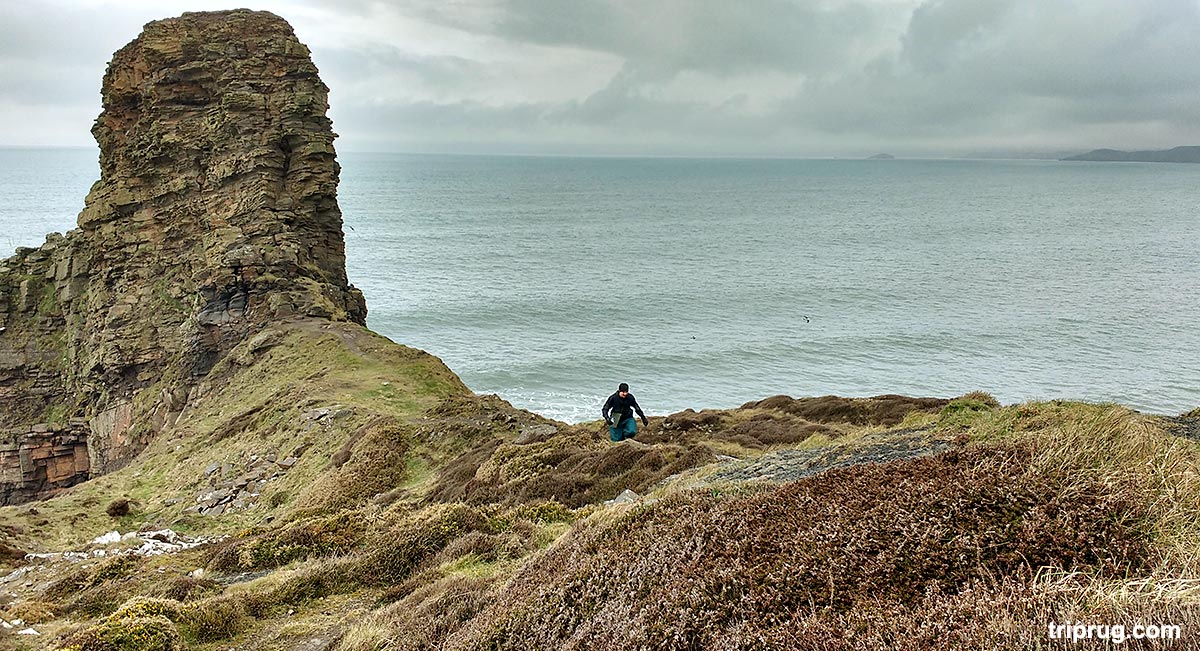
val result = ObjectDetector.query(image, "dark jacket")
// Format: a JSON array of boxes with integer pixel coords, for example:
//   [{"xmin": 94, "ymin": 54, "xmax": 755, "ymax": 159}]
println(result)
[{"xmin": 603, "ymin": 392, "xmax": 647, "ymax": 425}]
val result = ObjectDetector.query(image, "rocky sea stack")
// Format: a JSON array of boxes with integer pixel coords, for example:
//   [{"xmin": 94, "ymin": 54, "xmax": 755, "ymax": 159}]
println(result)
[{"xmin": 0, "ymin": 10, "xmax": 365, "ymax": 501}]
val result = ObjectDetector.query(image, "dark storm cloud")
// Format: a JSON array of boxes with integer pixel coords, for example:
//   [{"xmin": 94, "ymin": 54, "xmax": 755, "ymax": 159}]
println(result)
[
  {"xmin": 342, "ymin": 0, "xmax": 1200, "ymax": 155},
  {"xmin": 3, "ymin": 0, "xmax": 1199, "ymax": 155},
  {"xmin": 484, "ymin": 0, "xmax": 889, "ymax": 77},
  {"xmin": 779, "ymin": 0, "xmax": 1200, "ymax": 149}
]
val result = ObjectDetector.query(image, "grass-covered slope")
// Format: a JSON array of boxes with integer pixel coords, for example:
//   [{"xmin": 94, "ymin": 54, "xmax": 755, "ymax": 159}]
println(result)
[
  {"xmin": 2, "ymin": 339, "xmax": 1198, "ymax": 651},
  {"xmin": 0, "ymin": 317, "xmax": 469, "ymax": 554}
]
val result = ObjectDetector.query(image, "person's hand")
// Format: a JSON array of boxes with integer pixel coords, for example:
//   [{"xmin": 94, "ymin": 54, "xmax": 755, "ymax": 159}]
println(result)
[
  {"xmin": 642, "ymin": 417, "xmax": 649, "ymax": 427},
  {"xmin": 605, "ymin": 418, "xmax": 612, "ymax": 426}
]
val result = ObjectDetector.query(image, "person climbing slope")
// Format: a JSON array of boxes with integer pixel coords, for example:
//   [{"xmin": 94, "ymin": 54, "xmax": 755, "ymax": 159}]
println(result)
[{"xmin": 602, "ymin": 382, "xmax": 649, "ymax": 442}]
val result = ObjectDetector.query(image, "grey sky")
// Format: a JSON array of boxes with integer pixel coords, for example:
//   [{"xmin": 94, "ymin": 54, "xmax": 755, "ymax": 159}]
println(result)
[{"xmin": 2, "ymin": 0, "xmax": 1198, "ymax": 157}]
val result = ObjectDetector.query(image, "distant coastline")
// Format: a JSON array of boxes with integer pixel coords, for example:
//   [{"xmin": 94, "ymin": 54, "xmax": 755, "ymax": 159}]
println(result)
[{"xmin": 1062, "ymin": 146, "xmax": 1200, "ymax": 163}]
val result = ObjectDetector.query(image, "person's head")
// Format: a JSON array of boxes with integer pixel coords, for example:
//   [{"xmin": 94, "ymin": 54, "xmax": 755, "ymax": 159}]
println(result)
[{"xmin": 618, "ymin": 382, "xmax": 629, "ymax": 396}]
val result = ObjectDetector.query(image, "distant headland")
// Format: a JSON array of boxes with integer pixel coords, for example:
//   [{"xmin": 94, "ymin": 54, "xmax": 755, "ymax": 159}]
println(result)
[{"xmin": 1062, "ymin": 145, "xmax": 1200, "ymax": 163}]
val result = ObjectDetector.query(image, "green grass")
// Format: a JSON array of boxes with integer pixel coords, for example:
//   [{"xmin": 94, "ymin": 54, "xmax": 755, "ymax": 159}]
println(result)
[{"xmin": 439, "ymin": 553, "xmax": 505, "ymax": 579}]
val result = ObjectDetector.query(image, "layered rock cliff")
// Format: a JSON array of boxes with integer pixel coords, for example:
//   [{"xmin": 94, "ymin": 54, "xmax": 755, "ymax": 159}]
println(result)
[{"xmin": 0, "ymin": 10, "xmax": 365, "ymax": 503}]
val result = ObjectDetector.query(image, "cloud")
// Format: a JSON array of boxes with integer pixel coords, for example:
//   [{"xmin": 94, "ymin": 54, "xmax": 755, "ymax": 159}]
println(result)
[
  {"xmin": 317, "ymin": 0, "xmax": 1200, "ymax": 154},
  {"xmin": 2, "ymin": 0, "xmax": 1199, "ymax": 155},
  {"xmin": 0, "ymin": 3, "xmax": 127, "ymax": 112},
  {"xmin": 408, "ymin": 0, "xmax": 902, "ymax": 78},
  {"xmin": 772, "ymin": 0, "xmax": 1200, "ymax": 149}
]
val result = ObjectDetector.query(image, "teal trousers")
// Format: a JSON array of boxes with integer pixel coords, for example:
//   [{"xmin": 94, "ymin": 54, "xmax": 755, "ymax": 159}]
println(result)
[{"xmin": 609, "ymin": 417, "xmax": 637, "ymax": 442}]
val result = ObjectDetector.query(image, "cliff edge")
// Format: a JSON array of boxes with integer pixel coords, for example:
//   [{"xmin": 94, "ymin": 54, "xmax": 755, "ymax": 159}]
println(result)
[{"xmin": 0, "ymin": 10, "xmax": 366, "ymax": 502}]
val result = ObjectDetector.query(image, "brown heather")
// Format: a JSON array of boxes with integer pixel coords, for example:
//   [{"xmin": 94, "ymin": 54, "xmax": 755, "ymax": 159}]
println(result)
[
  {"xmin": 739, "ymin": 394, "xmax": 949, "ymax": 427},
  {"xmin": 429, "ymin": 429, "xmax": 714, "ymax": 508},
  {"xmin": 442, "ymin": 439, "xmax": 1153, "ymax": 650}
]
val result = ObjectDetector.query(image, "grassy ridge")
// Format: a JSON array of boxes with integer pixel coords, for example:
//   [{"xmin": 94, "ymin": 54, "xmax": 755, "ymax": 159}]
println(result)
[{"xmin": 0, "ymin": 318, "xmax": 468, "ymax": 552}]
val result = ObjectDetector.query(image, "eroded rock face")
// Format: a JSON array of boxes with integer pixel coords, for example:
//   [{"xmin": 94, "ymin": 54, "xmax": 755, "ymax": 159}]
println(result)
[
  {"xmin": 0, "ymin": 10, "xmax": 365, "ymax": 501},
  {"xmin": 0, "ymin": 423, "xmax": 91, "ymax": 504}
]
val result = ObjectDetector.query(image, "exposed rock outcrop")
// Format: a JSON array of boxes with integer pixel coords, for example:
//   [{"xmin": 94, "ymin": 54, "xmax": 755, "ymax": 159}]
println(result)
[
  {"xmin": 0, "ymin": 10, "xmax": 365, "ymax": 502},
  {"xmin": 0, "ymin": 423, "xmax": 91, "ymax": 504}
]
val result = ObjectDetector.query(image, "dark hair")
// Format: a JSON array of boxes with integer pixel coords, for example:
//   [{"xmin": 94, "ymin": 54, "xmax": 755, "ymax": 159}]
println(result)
[{"xmin": 618, "ymin": 383, "xmax": 629, "ymax": 392}]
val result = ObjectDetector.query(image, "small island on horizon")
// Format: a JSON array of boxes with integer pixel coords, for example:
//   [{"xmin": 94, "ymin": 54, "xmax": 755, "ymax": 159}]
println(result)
[
  {"xmin": 868, "ymin": 153, "xmax": 896, "ymax": 160},
  {"xmin": 1062, "ymin": 145, "xmax": 1200, "ymax": 163}
]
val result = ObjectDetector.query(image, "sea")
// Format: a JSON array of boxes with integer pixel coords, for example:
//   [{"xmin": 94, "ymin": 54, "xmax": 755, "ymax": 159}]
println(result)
[{"xmin": 3, "ymin": 147, "xmax": 1198, "ymax": 422}]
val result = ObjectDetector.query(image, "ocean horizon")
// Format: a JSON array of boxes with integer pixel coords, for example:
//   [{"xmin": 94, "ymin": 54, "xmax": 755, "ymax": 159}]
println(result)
[{"xmin": 3, "ymin": 147, "xmax": 1198, "ymax": 422}]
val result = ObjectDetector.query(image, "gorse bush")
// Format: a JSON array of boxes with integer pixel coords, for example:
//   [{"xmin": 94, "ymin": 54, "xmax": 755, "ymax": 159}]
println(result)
[
  {"xmin": 940, "ymin": 392, "xmax": 1001, "ymax": 419},
  {"xmin": 431, "ymin": 431, "xmax": 713, "ymax": 508},
  {"xmin": 148, "ymin": 575, "xmax": 220, "ymax": 603},
  {"xmin": 66, "ymin": 615, "xmax": 183, "ymax": 651},
  {"xmin": 740, "ymin": 394, "xmax": 949, "ymax": 426},
  {"xmin": 363, "ymin": 503, "xmax": 490, "ymax": 585},
  {"xmin": 108, "ymin": 597, "xmax": 183, "ymax": 621},
  {"xmin": 341, "ymin": 575, "xmax": 495, "ymax": 651},
  {"xmin": 292, "ymin": 417, "xmax": 414, "ymax": 513},
  {"xmin": 176, "ymin": 596, "xmax": 248, "ymax": 641},
  {"xmin": 206, "ymin": 510, "xmax": 367, "ymax": 571},
  {"xmin": 44, "ymin": 554, "xmax": 145, "ymax": 617},
  {"xmin": 60, "ymin": 598, "xmax": 185, "ymax": 651},
  {"xmin": 61, "ymin": 595, "xmax": 251, "ymax": 649},
  {"xmin": 511, "ymin": 500, "xmax": 576, "ymax": 525}
]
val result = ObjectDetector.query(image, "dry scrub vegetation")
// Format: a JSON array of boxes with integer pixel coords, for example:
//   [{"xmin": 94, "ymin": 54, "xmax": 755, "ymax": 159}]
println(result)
[
  {"xmin": 5, "ymin": 346, "xmax": 1199, "ymax": 651},
  {"xmin": 344, "ymin": 400, "xmax": 1200, "ymax": 651}
]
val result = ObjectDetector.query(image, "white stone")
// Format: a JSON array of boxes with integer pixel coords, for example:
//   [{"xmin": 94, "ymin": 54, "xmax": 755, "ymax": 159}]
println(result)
[
  {"xmin": 142, "ymin": 529, "xmax": 180, "ymax": 543},
  {"xmin": 605, "ymin": 489, "xmax": 641, "ymax": 505},
  {"xmin": 16, "ymin": 627, "xmax": 40, "ymax": 636},
  {"xmin": 92, "ymin": 531, "xmax": 121, "ymax": 545}
]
